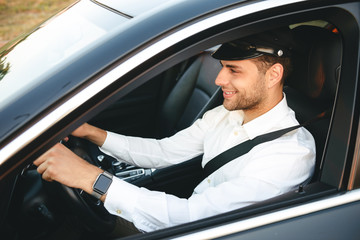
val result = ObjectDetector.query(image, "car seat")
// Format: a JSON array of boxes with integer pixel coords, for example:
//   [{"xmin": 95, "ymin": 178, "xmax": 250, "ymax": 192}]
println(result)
[
  {"xmin": 285, "ymin": 25, "xmax": 342, "ymax": 181},
  {"xmin": 157, "ymin": 50, "xmax": 222, "ymax": 137}
]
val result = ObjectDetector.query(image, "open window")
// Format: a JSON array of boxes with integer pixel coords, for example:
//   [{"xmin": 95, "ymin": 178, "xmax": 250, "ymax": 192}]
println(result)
[
  {"xmin": 81, "ymin": 18, "xmax": 344, "ymax": 198},
  {"xmin": 88, "ymin": 5, "xmax": 357, "ymax": 239},
  {"xmin": 69, "ymin": 8, "xmax": 350, "ymax": 233}
]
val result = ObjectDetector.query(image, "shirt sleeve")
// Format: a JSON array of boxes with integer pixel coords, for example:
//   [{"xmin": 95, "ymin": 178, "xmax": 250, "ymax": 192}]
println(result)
[
  {"xmin": 104, "ymin": 167, "xmax": 303, "ymax": 232},
  {"xmin": 99, "ymin": 107, "xmax": 221, "ymax": 168}
]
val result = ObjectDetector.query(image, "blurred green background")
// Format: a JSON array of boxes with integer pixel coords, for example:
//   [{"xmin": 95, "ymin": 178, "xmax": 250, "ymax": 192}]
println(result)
[{"xmin": 0, "ymin": 0, "xmax": 76, "ymax": 46}]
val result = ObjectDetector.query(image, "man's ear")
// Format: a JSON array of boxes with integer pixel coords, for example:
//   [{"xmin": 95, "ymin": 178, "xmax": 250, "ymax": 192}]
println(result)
[{"xmin": 267, "ymin": 63, "xmax": 284, "ymax": 88}]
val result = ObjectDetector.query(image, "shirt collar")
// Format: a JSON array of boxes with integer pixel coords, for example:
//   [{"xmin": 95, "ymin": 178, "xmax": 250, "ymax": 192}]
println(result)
[{"xmin": 242, "ymin": 94, "xmax": 290, "ymax": 140}]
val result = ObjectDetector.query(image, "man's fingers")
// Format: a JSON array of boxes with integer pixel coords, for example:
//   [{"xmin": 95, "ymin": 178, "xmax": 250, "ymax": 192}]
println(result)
[
  {"xmin": 40, "ymin": 170, "xmax": 54, "ymax": 182},
  {"xmin": 36, "ymin": 161, "xmax": 46, "ymax": 174},
  {"xmin": 33, "ymin": 143, "xmax": 64, "ymax": 181},
  {"xmin": 33, "ymin": 143, "xmax": 64, "ymax": 166},
  {"xmin": 33, "ymin": 151, "xmax": 48, "ymax": 167},
  {"xmin": 35, "ymin": 155, "xmax": 56, "ymax": 181}
]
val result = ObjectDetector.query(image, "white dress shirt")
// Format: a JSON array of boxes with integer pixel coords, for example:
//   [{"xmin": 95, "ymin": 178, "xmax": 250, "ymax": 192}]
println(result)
[{"xmin": 101, "ymin": 96, "xmax": 316, "ymax": 232}]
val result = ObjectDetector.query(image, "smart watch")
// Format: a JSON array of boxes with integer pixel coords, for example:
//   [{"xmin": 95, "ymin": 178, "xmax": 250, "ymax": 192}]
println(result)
[{"xmin": 91, "ymin": 171, "xmax": 113, "ymax": 200}]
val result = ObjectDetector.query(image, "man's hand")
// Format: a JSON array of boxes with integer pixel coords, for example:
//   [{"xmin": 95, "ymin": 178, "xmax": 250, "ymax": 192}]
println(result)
[
  {"xmin": 71, "ymin": 123, "xmax": 107, "ymax": 147},
  {"xmin": 33, "ymin": 143, "xmax": 103, "ymax": 194}
]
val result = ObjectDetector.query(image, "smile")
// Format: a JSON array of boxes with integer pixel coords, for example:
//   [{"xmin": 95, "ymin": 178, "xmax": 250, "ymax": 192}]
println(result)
[{"xmin": 223, "ymin": 90, "xmax": 237, "ymax": 98}]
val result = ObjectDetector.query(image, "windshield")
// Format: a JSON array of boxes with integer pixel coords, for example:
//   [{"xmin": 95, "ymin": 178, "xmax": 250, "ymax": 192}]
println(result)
[{"xmin": 0, "ymin": 0, "xmax": 127, "ymax": 111}]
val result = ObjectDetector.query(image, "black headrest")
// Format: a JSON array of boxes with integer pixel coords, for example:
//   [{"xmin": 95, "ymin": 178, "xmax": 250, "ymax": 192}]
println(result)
[{"xmin": 287, "ymin": 26, "xmax": 342, "ymax": 105}]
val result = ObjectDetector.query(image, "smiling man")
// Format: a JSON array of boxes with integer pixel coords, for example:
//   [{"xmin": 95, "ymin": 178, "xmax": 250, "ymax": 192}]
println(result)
[{"xmin": 34, "ymin": 27, "xmax": 315, "ymax": 236}]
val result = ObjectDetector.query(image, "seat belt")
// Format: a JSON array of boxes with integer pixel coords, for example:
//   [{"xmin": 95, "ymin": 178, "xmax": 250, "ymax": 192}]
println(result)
[{"xmin": 202, "ymin": 111, "xmax": 328, "ymax": 180}]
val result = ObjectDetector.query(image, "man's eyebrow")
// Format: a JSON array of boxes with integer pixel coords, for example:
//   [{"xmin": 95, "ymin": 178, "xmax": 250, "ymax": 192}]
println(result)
[
  {"xmin": 226, "ymin": 64, "xmax": 240, "ymax": 69},
  {"xmin": 219, "ymin": 61, "xmax": 242, "ymax": 69}
]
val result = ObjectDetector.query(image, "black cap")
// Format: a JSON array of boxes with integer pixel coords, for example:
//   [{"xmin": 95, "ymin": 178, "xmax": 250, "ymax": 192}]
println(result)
[{"xmin": 212, "ymin": 27, "xmax": 294, "ymax": 60}]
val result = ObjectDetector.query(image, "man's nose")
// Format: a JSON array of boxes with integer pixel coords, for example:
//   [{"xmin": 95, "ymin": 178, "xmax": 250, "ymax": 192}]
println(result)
[{"xmin": 215, "ymin": 68, "xmax": 228, "ymax": 87}]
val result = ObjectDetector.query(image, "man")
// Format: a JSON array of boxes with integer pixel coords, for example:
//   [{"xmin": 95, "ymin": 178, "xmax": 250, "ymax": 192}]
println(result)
[{"xmin": 34, "ymin": 27, "xmax": 315, "ymax": 235}]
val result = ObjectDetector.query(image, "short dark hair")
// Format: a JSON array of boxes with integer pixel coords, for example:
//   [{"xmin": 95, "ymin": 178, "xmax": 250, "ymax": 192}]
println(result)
[{"xmin": 251, "ymin": 55, "xmax": 292, "ymax": 84}]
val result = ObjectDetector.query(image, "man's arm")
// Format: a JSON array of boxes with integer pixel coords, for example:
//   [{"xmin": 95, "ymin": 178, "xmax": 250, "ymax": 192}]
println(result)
[
  {"xmin": 33, "ymin": 117, "xmax": 207, "ymax": 203},
  {"xmin": 99, "ymin": 114, "xmax": 212, "ymax": 169},
  {"xmin": 71, "ymin": 123, "xmax": 107, "ymax": 147},
  {"xmin": 103, "ymin": 136, "xmax": 315, "ymax": 232}
]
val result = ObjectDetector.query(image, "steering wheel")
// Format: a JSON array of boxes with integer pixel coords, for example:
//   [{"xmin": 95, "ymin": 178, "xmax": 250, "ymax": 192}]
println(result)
[{"xmin": 54, "ymin": 136, "xmax": 116, "ymax": 233}]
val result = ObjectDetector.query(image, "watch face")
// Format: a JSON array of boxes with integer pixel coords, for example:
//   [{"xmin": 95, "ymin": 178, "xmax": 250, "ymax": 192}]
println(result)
[{"xmin": 95, "ymin": 174, "xmax": 112, "ymax": 193}]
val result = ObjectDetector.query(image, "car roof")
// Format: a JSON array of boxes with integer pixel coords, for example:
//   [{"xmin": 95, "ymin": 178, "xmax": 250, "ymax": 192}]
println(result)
[{"xmin": 95, "ymin": 0, "xmax": 174, "ymax": 17}]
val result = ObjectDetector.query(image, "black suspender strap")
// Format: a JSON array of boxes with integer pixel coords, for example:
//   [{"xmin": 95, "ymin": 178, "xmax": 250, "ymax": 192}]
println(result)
[{"xmin": 202, "ymin": 111, "xmax": 328, "ymax": 180}]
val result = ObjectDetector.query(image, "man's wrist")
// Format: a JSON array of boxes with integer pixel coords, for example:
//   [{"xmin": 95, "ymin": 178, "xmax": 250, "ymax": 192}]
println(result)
[
  {"xmin": 91, "ymin": 171, "xmax": 113, "ymax": 200},
  {"xmin": 85, "ymin": 124, "xmax": 107, "ymax": 147}
]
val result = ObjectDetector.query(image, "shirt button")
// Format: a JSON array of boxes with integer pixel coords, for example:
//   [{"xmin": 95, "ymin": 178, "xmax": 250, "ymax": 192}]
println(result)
[
  {"xmin": 116, "ymin": 209, "xmax": 122, "ymax": 214},
  {"xmin": 207, "ymin": 179, "xmax": 211, "ymax": 183},
  {"xmin": 234, "ymin": 131, "xmax": 238, "ymax": 136}
]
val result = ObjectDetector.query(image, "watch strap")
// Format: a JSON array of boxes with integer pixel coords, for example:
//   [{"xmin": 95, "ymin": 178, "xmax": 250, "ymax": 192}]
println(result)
[{"xmin": 91, "ymin": 190, "xmax": 103, "ymax": 199}]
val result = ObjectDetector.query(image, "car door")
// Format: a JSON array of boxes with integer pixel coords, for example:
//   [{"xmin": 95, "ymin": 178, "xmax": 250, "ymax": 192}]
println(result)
[{"xmin": 1, "ymin": 0, "xmax": 360, "ymax": 239}]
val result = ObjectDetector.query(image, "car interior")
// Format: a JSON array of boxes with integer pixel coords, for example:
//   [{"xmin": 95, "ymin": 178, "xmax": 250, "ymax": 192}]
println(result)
[{"xmin": 2, "ymin": 18, "xmax": 343, "ymax": 240}]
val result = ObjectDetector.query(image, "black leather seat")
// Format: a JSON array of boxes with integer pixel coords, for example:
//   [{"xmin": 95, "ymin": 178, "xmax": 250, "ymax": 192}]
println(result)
[
  {"xmin": 158, "ymin": 50, "xmax": 222, "ymax": 137},
  {"xmin": 285, "ymin": 25, "xmax": 342, "ymax": 181}
]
